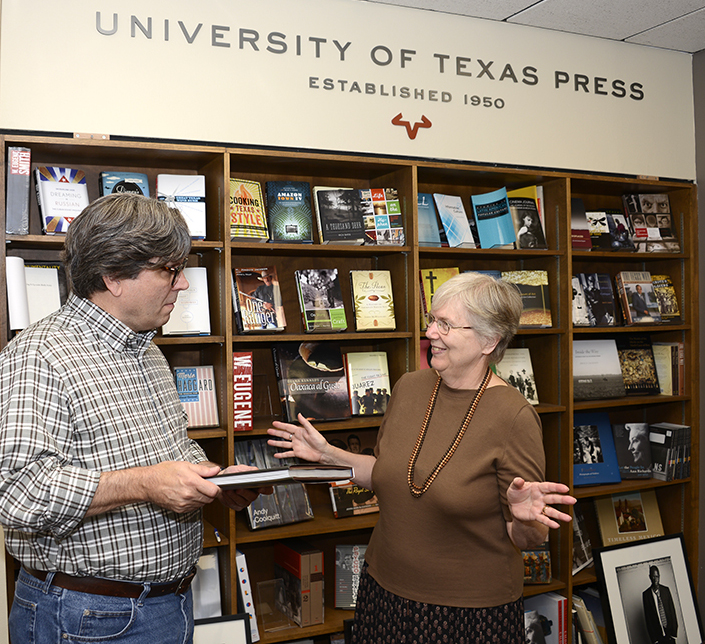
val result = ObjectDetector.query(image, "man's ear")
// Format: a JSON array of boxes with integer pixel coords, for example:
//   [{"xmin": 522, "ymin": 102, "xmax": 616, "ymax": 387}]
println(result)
[{"xmin": 103, "ymin": 274, "xmax": 122, "ymax": 297}]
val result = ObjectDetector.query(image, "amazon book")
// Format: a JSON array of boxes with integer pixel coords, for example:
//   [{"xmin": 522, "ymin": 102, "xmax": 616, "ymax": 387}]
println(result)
[{"xmin": 264, "ymin": 180, "xmax": 313, "ymax": 243}]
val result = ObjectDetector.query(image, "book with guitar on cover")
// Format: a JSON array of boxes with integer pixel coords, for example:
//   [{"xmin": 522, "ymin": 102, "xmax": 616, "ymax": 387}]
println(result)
[{"xmin": 207, "ymin": 464, "xmax": 354, "ymax": 489}]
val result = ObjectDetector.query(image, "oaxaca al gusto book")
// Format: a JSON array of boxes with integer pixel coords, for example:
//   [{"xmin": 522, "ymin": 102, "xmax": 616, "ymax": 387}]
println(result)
[
  {"xmin": 231, "ymin": 266, "xmax": 286, "ymax": 333},
  {"xmin": 350, "ymin": 269, "xmax": 395, "ymax": 331},
  {"xmin": 34, "ymin": 166, "xmax": 89, "ymax": 234}
]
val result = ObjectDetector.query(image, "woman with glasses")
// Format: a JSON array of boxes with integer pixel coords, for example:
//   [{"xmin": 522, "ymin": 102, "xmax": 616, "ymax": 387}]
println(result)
[{"xmin": 268, "ymin": 271, "xmax": 575, "ymax": 643}]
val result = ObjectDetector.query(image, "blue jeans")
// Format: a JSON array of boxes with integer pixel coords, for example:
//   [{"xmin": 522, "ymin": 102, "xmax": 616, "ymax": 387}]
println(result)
[{"xmin": 9, "ymin": 568, "xmax": 194, "ymax": 644}]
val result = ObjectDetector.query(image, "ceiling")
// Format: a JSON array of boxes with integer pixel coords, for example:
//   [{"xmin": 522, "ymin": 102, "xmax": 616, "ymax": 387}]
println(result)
[{"xmin": 360, "ymin": 0, "xmax": 705, "ymax": 54}]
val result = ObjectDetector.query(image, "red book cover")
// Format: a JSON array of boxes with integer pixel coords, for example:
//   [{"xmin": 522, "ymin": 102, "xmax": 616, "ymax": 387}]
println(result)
[{"xmin": 232, "ymin": 351, "xmax": 253, "ymax": 431}]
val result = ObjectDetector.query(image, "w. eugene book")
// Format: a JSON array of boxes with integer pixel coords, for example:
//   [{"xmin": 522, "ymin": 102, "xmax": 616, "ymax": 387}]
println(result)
[
  {"xmin": 231, "ymin": 266, "xmax": 286, "ymax": 333},
  {"xmin": 34, "ymin": 166, "xmax": 90, "ymax": 234},
  {"xmin": 264, "ymin": 180, "xmax": 313, "ymax": 243},
  {"xmin": 229, "ymin": 177, "xmax": 269, "ymax": 242}
]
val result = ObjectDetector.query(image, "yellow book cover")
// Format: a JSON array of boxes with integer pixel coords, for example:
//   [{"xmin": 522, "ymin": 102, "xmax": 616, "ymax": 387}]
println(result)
[
  {"xmin": 418, "ymin": 267, "xmax": 459, "ymax": 329},
  {"xmin": 350, "ymin": 269, "xmax": 396, "ymax": 331},
  {"xmin": 229, "ymin": 178, "xmax": 268, "ymax": 241}
]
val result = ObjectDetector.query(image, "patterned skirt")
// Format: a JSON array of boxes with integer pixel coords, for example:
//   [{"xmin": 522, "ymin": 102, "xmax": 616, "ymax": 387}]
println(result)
[{"xmin": 350, "ymin": 565, "xmax": 525, "ymax": 644}]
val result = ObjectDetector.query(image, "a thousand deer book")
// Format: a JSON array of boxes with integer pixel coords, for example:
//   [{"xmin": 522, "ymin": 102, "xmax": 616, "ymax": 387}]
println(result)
[
  {"xmin": 6, "ymin": 146, "xmax": 31, "ymax": 235},
  {"xmin": 313, "ymin": 187, "xmax": 365, "ymax": 244},
  {"xmin": 231, "ymin": 266, "xmax": 286, "ymax": 333},
  {"xmin": 501, "ymin": 270, "xmax": 552, "ymax": 328},
  {"xmin": 295, "ymin": 268, "xmax": 347, "ymax": 332},
  {"xmin": 594, "ymin": 490, "xmax": 664, "ymax": 545},
  {"xmin": 470, "ymin": 187, "xmax": 516, "ymax": 248},
  {"xmin": 173, "ymin": 365, "xmax": 219, "ymax": 428},
  {"xmin": 432, "ymin": 193, "xmax": 477, "ymax": 248},
  {"xmin": 34, "ymin": 166, "xmax": 89, "ymax": 234},
  {"xmin": 573, "ymin": 411, "xmax": 621, "ymax": 486},
  {"xmin": 344, "ymin": 351, "xmax": 391, "ymax": 415},
  {"xmin": 156, "ymin": 174, "xmax": 206, "ymax": 239},
  {"xmin": 350, "ymin": 269, "xmax": 395, "ymax": 331},
  {"xmin": 264, "ymin": 180, "xmax": 313, "ymax": 243},
  {"xmin": 573, "ymin": 339, "xmax": 625, "ymax": 400},
  {"xmin": 229, "ymin": 177, "xmax": 269, "ymax": 242}
]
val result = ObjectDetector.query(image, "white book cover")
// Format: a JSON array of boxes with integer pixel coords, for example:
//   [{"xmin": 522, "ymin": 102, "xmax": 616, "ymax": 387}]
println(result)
[
  {"xmin": 5, "ymin": 257, "xmax": 61, "ymax": 329},
  {"xmin": 157, "ymin": 174, "xmax": 207, "ymax": 239},
  {"xmin": 34, "ymin": 166, "xmax": 89, "ymax": 234},
  {"xmin": 432, "ymin": 193, "xmax": 476, "ymax": 248},
  {"xmin": 236, "ymin": 549, "xmax": 260, "ymax": 642},
  {"xmin": 162, "ymin": 267, "xmax": 211, "ymax": 336}
]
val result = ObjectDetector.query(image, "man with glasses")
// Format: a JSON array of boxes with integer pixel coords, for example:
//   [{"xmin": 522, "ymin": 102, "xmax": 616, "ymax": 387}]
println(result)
[{"xmin": 0, "ymin": 193, "xmax": 264, "ymax": 644}]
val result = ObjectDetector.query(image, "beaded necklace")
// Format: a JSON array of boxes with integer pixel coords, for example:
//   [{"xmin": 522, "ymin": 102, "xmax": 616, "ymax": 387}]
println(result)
[{"xmin": 407, "ymin": 366, "xmax": 492, "ymax": 498}]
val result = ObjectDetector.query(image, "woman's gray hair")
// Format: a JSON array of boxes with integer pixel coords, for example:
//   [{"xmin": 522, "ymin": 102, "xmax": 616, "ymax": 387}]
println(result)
[
  {"xmin": 62, "ymin": 193, "xmax": 192, "ymax": 299},
  {"xmin": 431, "ymin": 271, "xmax": 523, "ymax": 364}
]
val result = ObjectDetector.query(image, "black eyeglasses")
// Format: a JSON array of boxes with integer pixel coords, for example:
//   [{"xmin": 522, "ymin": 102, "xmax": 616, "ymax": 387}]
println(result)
[
  {"xmin": 425, "ymin": 313, "xmax": 473, "ymax": 335},
  {"xmin": 150, "ymin": 258, "xmax": 189, "ymax": 287}
]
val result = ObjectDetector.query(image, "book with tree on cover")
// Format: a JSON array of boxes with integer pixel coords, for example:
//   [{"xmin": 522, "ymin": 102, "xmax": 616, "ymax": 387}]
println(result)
[
  {"xmin": 99, "ymin": 171, "xmax": 150, "ymax": 197},
  {"xmin": 614, "ymin": 271, "xmax": 661, "ymax": 325},
  {"xmin": 573, "ymin": 411, "xmax": 621, "ymax": 486},
  {"xmin": 313, "ymin": 187, "xmax": 365, "ymax": 245},
  {"xmin": 650, "ymin": 274, "xmax": 681, "ymax": 322},
  {"xmin": 161, "ymin": 267, "xmax": 211, "ymax": 336},
  {"xmin": 501, "ymin": 270, "xmax": 552, "ymax": 328},
  {"xmin": 350, "ymin": 269, "xmax": 395, "ymax": 331},
  {"xmin": 615, "ymin": 334, "xmax": 660, "ymax": 396},
  {"xmin": 6, "ymin": 146, "xmax": 31, "ymax": 235},
  {"xmin": 173, "ymin": 365, "xmax": 219, "ymax": 428},
  {"xmin": 231, "ymin": 266, "xmax": 286, "ymax": 333},
  {"xmin": 570, "ymin": 197, "xmax": 592, "ymax": 250},
  {"xmin": 492, "ymin": 347, "xmax": 539, "ymax": 405},
  {"xmin": 344, "ymin": 351, "xmax": 391, "ymax": 416},
  {"xmin": 572, "ymin": 339, "xmax": 625, "ymax": 401},
  {"xmin": 264, "ymin": 180, "xmax": 313, "ymax": 243},
  {"xmin": 360, "ymin": 187, "xmax": 405, "ymax": 245},
  {"xmin": 34, "ymin": 166, "xmax": 89, "ymax": 235},
  {"xmin": 335, "ymin": 544, "xmax": 368, "ymax": 609},
  {"xmin": 507, "ymin": 194, "xmax": 547, "ymax": 249},
  {"xmin": 272, "ymin": 341, "xmax": 351, "ymax": 422},
  {"xmin": 611, "ymin": 422, "xmax": 652, "ymax": 479},
  {"xmin": 418, "ymin": 266, "xmax": 459, "ymax": 329},
  {"xmin": 156, "ymin": 173, "xmax": 206, "ymax": 239},
  {"xmin": 417, "ymin": 192, "xmax": 443, "ymax": 247},
  {"xmin": 594, "ymin": 490, "xmax": 664, "ymax": 546},
  {"xmin": 229, "ymin": 177, "xmax": 268, "ymax": 242},
  {"xmin": 232, "ymin": 351, "xmax": 253, "ymax": 431},
  {"xmin": 432, "ymin": 193, "xmax": 477, "ymax": 248},
  {"xmin": 295, "ymin": 268, "xmax": 347, "ymax": 332},
  {"xmin": 470, "ymin": 187, "xmax": 516, "ymax": 248}
]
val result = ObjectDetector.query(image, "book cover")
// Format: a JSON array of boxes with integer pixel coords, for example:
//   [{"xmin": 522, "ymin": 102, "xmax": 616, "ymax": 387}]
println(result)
[
  {"xmin": 232, "ymin": 351, "xmax": 254, "ymax": 431},
  {"xmin": 614, "ymin": 271, "xmax": 661, "ymax": 325},
  {"xmin": 23, "ymin": 260, "xmax": 68, "ymax": 306},
  {"xmin": 360, "ymin": 187, "xmax": 405, "ymax": 245},
  {"xmin": 157, "ymin": 173, "xmax": 206, "ymax": 239},
  {"xmin": 173, "ymin": 365, "xmax": 219, "ymax": 428},
  {"xmin": 234, "ymin": 439, "xmax": 284, "ymax": 530},
  {"xmin": 6, "ymin": 146, "xmax": 31, "ymax": 235},
  {"xmin": 335, "ymin": 544, "xmax": 368, "ymax": 609},
  {"xmin": 5, "ymin": 257, "xmax": 64, "ymax": 330},
  {"xmin": 417, "ymin": 192, "xmax": 442, "ymax": 247},
  {"xmin": 572, "ymin": 502, "xmax": 594, "ymax": 575},
  {"xmin": 507, "ymin": 195, "xmax": 547, "ymax": 249},
  {"xmin": 161, "ymin": 267, "xmax": 211, "ymax": 336},
  {"xmin": 229, "ymin": 177, "xmax": 268, "ymax": 242},
  {"xmin": 622, "ymin": 192, "xmax": 649, "ymax": 240},
  {"xmin": 525, "ymin": 592, "xmax": 566, "ymax": 644},
  {"xmin": 570, "ymin": 197, "xmax": 592, "ymax": 250},
  {"xmin": 572, "ymin": 276, "xmax": 591, "ymax": 327},
  {"xmin": 470, "ymin": 187, "xmax": 516, "ymax": 248},
  {"xmin": 344, "ymin": 351, "xmax": 391, "ymax": 415},
  {"xmin": 523, "ymin": 539, "xmax": 552, "ymax": 584},
  {"xmin": 650, "ymin": 274, "xmax": 681, "ymax": 322},
  {"xmin": 501, "ymin": 270, "xmax": 552, "ymax": 328},
  {"xmin": 349, "ymin": 269, "xmax": 395, "ymax": 331},
  {"xmin": 573, "ymin": 411, "xmax": 622, "ymax": 486},
  {"xmin": 313, "ymin": 187, "xmax": 365, "ymax": 245},
  {"xmin": 272, "ymin": 341, "xmax": 351, "ymax": 422},
  {"xmin": 594, "ymin": 490, "xmax": 664, "ymax": 546},
  {"xmin": 507, "ymin": 185, "xmax": 547, "ymax": 235},
  {"xmin": 577, "ymin": 273, "xmax": 617, "ymax": 327},
  {"xmin": 492, "ymin": 347, "xmax": 539, "ymax": 405},
  {"xmin": 606, "ymin": 210, "xmax": 635, "ymax": 251},
  {"xmin": 235, "ymin": 549, "xmax": 261, "ymax": 642},
  {"xmin": 34, "ymin": 166, "xmax": 89, "ymax": 234},
  {"xmin": 648, "ymin": 422, "xmax": 685, "ymax": 481},
  {"xmin": 295, "ymin": 268, "xmax": 347, "ymax": 332},
  {"xmin": 432, "ymin": 193, "xmax": 477, "ymax": 248},
  {"xmin": 418, "ymin": 267, "xmax": 460, "ymax": 329},
  {"xmin": 99, "ymin": 170, "xmax": 150, "ymax": 197},
  {"xmin": 264, "ymin": 180, "xmax": 313, "ymax": 243},
  {"xmin": 651, "ymin": 342, "xmax": 683, "ymax": 396},
  {"xmin": 274, "ymin": 539, "xmax": 324, "ymax": 627},
  {"xmin": 329, "ymin": 480, "xmax": 379, "ymax": 518},
  {"xmin": 611, "ymin": 423, "xmax": 652, "ymax": 479},
  {"xmin": 615, "ymin": 334, "xmax": 660, "ymax": 396},
  {"xmin": 586, "ymin": 210, "xmax": 612, "ymax": 250},
  {"xmin": 573, "ymin": 339, "xmax": 625, "ymax": 400},
  {"xmin": 232, "ymin": 266, "xmax": 286, "ymax": 333}
]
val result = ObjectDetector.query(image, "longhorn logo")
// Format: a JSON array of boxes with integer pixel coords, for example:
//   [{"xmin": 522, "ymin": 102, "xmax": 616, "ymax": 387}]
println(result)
[{"xmin": 391, "ymin": 113, "xmax": 432, "ymax": 140}]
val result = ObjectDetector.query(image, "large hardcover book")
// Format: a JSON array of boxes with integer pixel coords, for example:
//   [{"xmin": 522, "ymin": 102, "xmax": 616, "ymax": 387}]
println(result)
[
  {"xmin": 162, "ymin": 267, "xmax": 211, "ymax": 336},
  {"xmin": 432, "ymin": 193, "xmax": 477, "ymax": 248},
  {"xmin": 6, "ymin": 146, "xmax": 31, "ymax": 235},
  {"xmin": 329, "ymin": 480, "xmax": 379, "ymax": 518},
  {"xmin": 235, "ymin": 549, "xmax": 260, "ymax": 642},
  {"xmin": 586, "ymin": 210, "xmax": 613, "ymax": 250},
  {"xmin": 272, "ymin": 341, "xmax": 351, "ymax": 422},
  {"xmin": 573, "ymin": 411, "xmax": 621, "ymax": 486},
  {"xmin": 232, "ymin": 351, "xmax": 254, "ymax": 431},
  {"xmin": 651, "ymin": 341, "xmax": 684, "ymax": 396},
  {"xmin": 234, "ymin": 439, "xmax": 284, "ymax": 529},
  {"xmin": 349, "ymin": 269, "xmax": 395, "ymax": 331},
  {"xmin": 335, "ymin": 544, "xmax": 368, "ymax": 609},
  {"xmin": 577, "ymin": 273, "xmax": 617, "ymax": 327},
  {"xmin": 5, "ymin": 258, "xmax": 63, "ymax": 329},
  {"xmin": 501, "ymin": 270, "xmax": 552, "ymax": 328},
  {"xmin": 492, "ymin": 347, "xmax": 539, "ymax": 405},
  {"xmin": 34, "ymin": 166, "xmax": 89, "ymax": 234},
  {"xmin": 650, "ymin": 273, "xmax": 681, "ymax": 322},
  {"xmin": 614, "ymin": 271, "xmax": 661, "ymax": 325},
  {"xmin": 417, "ymin": 192, "xmax": 442, "ymax": 247},
  {"xmin": 522, "ymin": 538, "xmax": 552, "ymax": 584},
  {"xmin": 572, "ymin": 339, "xmax": 625, "ymax": 400},
  {"xmin": 648, "ymin": 421, "xmax": 689, "ymax": 481},
  {"xmin": 173, "ymin": 365, "xmax": 219, "ymax": 428},
  {"xmin": 470, "ymin": 187, "xmax": 516, "ymax": 248},
  {"xmin": 229, "ymin": 177, "xmax": 269, "ymax": 242},
  {"xmin": 594, "ymin": 490, "xmax": 664, "ymax": 546},
  {"xmin": 344, "ymin": 351, "xmax": 391, "ymax": 415},
  {"xmin": 622, "ymin": 192, "xmax": 680, "ymax": 253},
  {"xmin": 570, "ymin": 197, "xmax": 592, "ymax": 250},
  {"xmin": 99, "ymin": 170, "xmax": 150, "ymax": 197},
  {"xmin": 274, "ymin": 539, "xmax": 324, "ymax": 627},
  {"xmin": 313, "ymin": 187, "xmax": 365, "ymax": 245},
  {"xmin": 232, "ymin": 266, "xmax": 286, "ymax": 333},
  {"xmin": 295, "ymin": 268, "xmax": 347, "ymax": 332},
  {"xmin": 572, "ymin": 276, "xmax": 591, "ymax": 327},
  {"xmin": 611, "ymin": 423, "xmax": 652, "ymax": 479},
  {"xmin": 572, "ymin": 502, "xmax": 593, "ymax": 575},
  {"xmin": 360, "ymin": 187, "xmax": 405, "ymax": 245},
  {"xmin": 507, "ymin": 195, "xmax": 548, "ymax": 249},
  {"xmin": 418, "ymin": 266, "xmax": 460, "ymax": 329},
  {"xmin": 157, "ymin": 173, "xmax": 206, "ymax": 239},
  {"xmin": 615, "ymin": 334, "xmax": 660, "ymax": 396},
  {"xmin": 264, "ymin": 180, "xmax": 313, "ymax": 243},
  {"xmin": 606, "ymin": 210, "xmax": 636, "ymax": 251},
  {"xmin": 525, "ymin": 592, "xmax": 567, "ymax": 644}
]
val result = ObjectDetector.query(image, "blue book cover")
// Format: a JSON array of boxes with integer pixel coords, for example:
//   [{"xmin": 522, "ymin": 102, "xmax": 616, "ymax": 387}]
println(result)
[
  {"xmin": 265, "ymin": 180, "xmax": 313, "ymax": 243},
  {"xmin": 573, "ymin": 411, "xmax": 622, "ymax": 486},
  {"xmin": 471, "ymin": 187, "xmax": 516, "ymax": 248},
  {"xmin": 417, "ymin": 193, "xmax": 442, "ymax": 247},
  {"xmin": 99, "ymin": 171, "xmax": 150, "ymax": 197},
  {"xmin": 432, "ymin": 193, "xmax": 476, "ymax": 248}
]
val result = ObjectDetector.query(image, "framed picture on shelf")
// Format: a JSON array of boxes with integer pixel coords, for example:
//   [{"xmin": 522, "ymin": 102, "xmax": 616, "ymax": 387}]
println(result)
[
  {"xmin": 594, "ymin": 533, "xmax": 703, "ymax": 644},
  {"xmin": 194, "ymin": 613, "xmax": 252, "ymax": 644}
]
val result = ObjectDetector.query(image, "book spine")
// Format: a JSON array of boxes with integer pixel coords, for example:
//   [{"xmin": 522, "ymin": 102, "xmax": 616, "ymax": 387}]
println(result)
[
  {"xmin": 232, "ymin": 352, "xmax": 253, "ymax": 431},
  {"xmin": 236, "ymin": 550, "xmax": 260, "ymax": 642},
  {"xmin": 309, "ymin": 548, "xmax": 324, "ymax": 625},
  {"xmin": 6, "ymin": 147, "xmax": 31, "ymax": 235}
]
